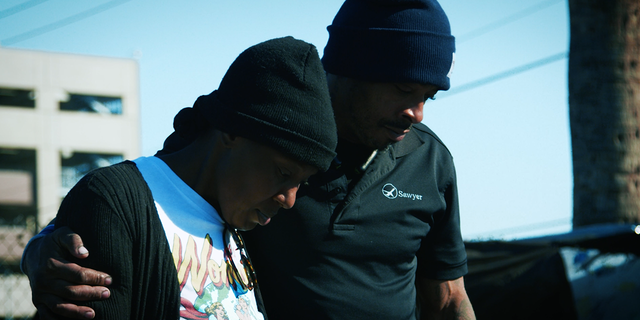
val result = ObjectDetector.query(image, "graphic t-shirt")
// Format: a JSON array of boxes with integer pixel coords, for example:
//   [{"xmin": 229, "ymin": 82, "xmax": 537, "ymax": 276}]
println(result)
[{"xmin": 134, "ymin": 156, "xmax": 263, "ymax": 320}]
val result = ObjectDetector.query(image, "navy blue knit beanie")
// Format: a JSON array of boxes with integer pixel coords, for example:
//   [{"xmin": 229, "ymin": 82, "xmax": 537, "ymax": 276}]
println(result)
[{"xmin": 322, "ymin": 0, "xmax": 455, "ymax": 90}]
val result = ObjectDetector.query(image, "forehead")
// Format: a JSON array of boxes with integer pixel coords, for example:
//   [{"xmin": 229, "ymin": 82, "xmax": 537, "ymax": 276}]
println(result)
[
  {"xmin": 396, "ymin": 82, "xmax": 439, "ymax": 92},
  {"xmin": 243, "ymin": 139, "xmax": 318, "ymax": 173},
  {"xmin": 354, "ymin": 80, "xmax": 440, "ymax": 96}
]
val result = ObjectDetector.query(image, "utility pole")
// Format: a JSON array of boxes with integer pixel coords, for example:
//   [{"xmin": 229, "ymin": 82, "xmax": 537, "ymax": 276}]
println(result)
[{"xmin": 568, "ymin": 0, "xmax": 640, "ymax": 227}]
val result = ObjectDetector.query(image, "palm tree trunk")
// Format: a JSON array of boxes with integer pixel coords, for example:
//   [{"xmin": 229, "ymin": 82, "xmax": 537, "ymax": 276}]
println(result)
[{"xmin": 569, "ymin": 0, "xmax": 640, "ymax": 227}]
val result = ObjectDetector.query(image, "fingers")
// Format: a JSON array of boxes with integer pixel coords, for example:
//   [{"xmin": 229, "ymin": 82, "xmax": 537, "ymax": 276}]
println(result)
[
  {"xmin": 32, "ymin": 260, "xmax": 110, "ymax": 319},
  {"xmin": 51, "ymin": 227, "xmax": 89, "ymax": 259},
  {"xmin": 47, "ymin": 257, "xmax": 112, "ymax": 287},
  {"xmin": 50, "ymin": 280, "xmax": 111, "ymax": 302},
  {"xmin": 27, "ymin": 226, "xmax": 113, "ymax": 319},
  {"xmin": 30, "ymin": 258, "xmax": 111, "ymax": 304},
  {"xmin": 37, "ymin": 228, "xmax": 112, "ymax": 287},
  {"xmin": 35, "ymin": 299, "xmax": 96, "ymax": 320}
]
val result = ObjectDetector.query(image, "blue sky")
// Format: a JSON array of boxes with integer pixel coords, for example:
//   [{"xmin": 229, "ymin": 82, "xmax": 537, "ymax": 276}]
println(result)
[{"xmin": 0, "ymin": 0, "xmax": 571, "ymax": 240}]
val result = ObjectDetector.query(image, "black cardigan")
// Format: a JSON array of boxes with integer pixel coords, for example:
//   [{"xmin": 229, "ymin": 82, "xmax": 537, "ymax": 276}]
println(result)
[{"xmin": 54, "ymin": 161, "xmax": 181, "ymax": 319}]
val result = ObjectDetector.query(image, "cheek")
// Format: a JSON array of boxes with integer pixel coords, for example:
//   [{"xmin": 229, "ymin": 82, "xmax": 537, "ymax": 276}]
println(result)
[
  {"xmin": 216, "ymin": 174, "xmax": 252, "ymax": 220},
  {"xmin": 218, "ymin": 193, "xmax": 255, "ymax": 230},
  {"xmin": 356, "ymin": 108, "xmax": 385, "ymax": 131},
  {"xmin": 345, "ymin": 101, "xmax": 376, "ymax": 129},
  {"xmin": 220, "ymin": 175, "xmax": 272, "ymax": 211}
]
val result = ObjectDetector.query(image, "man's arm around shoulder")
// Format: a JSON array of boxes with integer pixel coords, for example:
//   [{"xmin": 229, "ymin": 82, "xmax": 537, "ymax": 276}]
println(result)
[{"xmin": 23, "ymin": 226, "xmax": 112, "ymax": 319}]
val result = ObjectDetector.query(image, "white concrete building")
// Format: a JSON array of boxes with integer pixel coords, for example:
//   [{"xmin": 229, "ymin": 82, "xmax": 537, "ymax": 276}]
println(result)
[{"xmin": 0, "ymin": 47, "xmax": 140, "ymax": 318}]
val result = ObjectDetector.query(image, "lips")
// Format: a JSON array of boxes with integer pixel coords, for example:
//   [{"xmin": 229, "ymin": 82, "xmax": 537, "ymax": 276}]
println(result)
[
  {"xmin": 385, "ymin": 125, "xmax": 410, "ymax": 142},
  {"xmin": 257, "ymin": 211, "xmax": 272, "ymax": 226}
]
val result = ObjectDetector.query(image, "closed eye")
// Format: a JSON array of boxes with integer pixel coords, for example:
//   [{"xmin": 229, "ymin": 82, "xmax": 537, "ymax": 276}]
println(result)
[{"xmin": 396, "ymin": 84, "xmax": 413, "ymax": 93}]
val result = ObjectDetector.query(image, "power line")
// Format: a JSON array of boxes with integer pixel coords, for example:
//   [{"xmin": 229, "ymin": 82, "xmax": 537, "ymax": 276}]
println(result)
[
  {"xmin": 457, "ymin": 0, "xmax": 564, "ymax": 43},
  {"xmin": 0, "ymin": 0, "xmax": 49, "ymax": 20},
  {"xmin": 434, "ymin": 1, "xmax": 567, "ymax": 97},
  {"xmin": 438, "ymin": 51, "xmax": 567, "ymax": 98},
  {"xmin": 1, "ymin": 0, "xmax": 130, "ymax": 46}
]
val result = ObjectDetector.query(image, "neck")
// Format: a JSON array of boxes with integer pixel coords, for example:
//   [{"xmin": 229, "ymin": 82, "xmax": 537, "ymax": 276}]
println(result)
[
  {"xmin": 336, "ymin": 138, "xmax": 374, "ymax": 165},
  {"xmin": 334, "ymin": 138, "xmax": 378, "ymax": 178},
  {"xmin": 156, "ymin": 131, "xmax": 221, "ymax": 211}
]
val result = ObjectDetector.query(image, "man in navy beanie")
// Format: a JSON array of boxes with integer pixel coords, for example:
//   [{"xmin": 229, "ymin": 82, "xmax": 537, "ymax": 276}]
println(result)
[
  {"xmin": 247, "ymin": 1, "xmax": 475, "ymax": 319},
  {"xmin": 22, "ymin": 0, "xmax": 475, "ymax": 319}
]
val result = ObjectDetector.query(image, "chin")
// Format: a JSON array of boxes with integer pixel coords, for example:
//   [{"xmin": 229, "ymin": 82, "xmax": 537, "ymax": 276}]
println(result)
[
  {"xmin": 370, "ymin": 140, "xmax": 393, "ymax": 151},
  {"xmin": 236, "ymin": 222, "xmax": 258, "ymax": 231},
  {"xmin": 226, "ymin": 219, "xmax": 253, "ymax": 231},
  {"xmin": 358, "ymin": 138, "xmax": 381, "ymax": 150}
]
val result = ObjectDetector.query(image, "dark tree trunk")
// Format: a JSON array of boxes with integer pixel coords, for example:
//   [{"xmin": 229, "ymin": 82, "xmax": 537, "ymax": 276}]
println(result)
[{"xmin": 569, "ymin": 0, "xmax": 640, "ymax": 227}]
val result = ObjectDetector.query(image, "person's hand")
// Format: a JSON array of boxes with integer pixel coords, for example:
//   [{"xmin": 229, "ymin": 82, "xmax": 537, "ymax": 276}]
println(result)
[
  {"xmin": 24, "ymin": 226, "xmax": 112, "ymax": 319},
  {"xmin": 416, "ymin": 276, "xmax": 475, "ymax": 320}
]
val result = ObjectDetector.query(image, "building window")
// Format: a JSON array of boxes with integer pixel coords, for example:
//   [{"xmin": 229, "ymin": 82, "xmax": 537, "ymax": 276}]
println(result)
[
  {"xmin": 60, "ymin": 152, "xmax": 123, "ymax": 197},
  {"xmin": 0, "ymin": 88, "xmax": 35, "ymax": 108},
  {"xmin": 0, "ymin": 148, "xmax": 37, "ymax": 226},
  {"xmin": 59, "ymin": 94, "xmax": 122, "ymax": 115},
  {"xmin": 0, "ymin": 148, "xmax": 37, "ymax": 274}
]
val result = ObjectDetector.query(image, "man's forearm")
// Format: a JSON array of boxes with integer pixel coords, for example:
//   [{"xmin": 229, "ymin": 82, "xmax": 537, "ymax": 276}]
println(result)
[
  {"xmin": 417, "ymin": 277, "xmax": 476, "ymax": 320},
  {"xmin": 21, "ymin": 235, "xmax": 44, "ymax": 276},
  {"xmin": 420, "ymin": 290, "xmax": 475, "ymax": 320},
  {"xmin": 443, "ymin": 294, "xmax": 475, "ymax": 320},
  {"xmin": 21, "ymin": 220, "xmax": 55, "ymax": 274}
]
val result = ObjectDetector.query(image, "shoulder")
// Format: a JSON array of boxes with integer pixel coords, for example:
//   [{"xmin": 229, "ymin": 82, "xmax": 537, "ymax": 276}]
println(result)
[
  {"xmin": 412, "ymin": 123, "xmax": 451, "ymax": 153},
  {"xmin": 393, "ymin": 123, "xmax": 453, "ymax": 160},
  {"xmin": 77, "ymin": 161, "xmax": 150, "ymax": 202},
  {"xmin": 82, "ymin": 161, "xmax": 143, "ymax": 186},
  {"xmin": 85, "ymin": 160, "xmax": 139, "ymax": 178},
  {"xmin": 58, "ymin": 161, "xmax": 157, "ymax": 235}
]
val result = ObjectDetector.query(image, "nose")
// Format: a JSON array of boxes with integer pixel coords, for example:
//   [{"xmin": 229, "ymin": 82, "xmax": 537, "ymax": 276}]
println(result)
[
  {"xmin": 402, "ymin": 101, "xmax": 424, "ymax": 124},
  {"xmin": 273, "ymin": 185, "xmax": 299, "ymax": 210}
]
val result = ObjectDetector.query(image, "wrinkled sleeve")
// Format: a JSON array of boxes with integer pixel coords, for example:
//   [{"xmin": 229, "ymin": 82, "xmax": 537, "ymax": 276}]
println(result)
[{"xmin": 54, "ymin": 169, "xmax": 135, "ymax": 319}]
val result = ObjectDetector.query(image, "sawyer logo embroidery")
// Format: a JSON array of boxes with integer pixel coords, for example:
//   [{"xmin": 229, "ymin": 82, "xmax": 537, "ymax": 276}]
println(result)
[
  {"xmin": 382, "ymin": 183, "xmax": 398, "ymax": 199},
  {"xmin": 382, "ymin": 183, "xmax": 423, "ymax": 201}
]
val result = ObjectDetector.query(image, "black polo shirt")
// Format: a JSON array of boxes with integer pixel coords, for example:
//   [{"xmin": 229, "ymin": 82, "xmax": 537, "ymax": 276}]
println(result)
[{"xmin": 244, "ymin": 122, "xmax": 468, "ymax": 319}]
